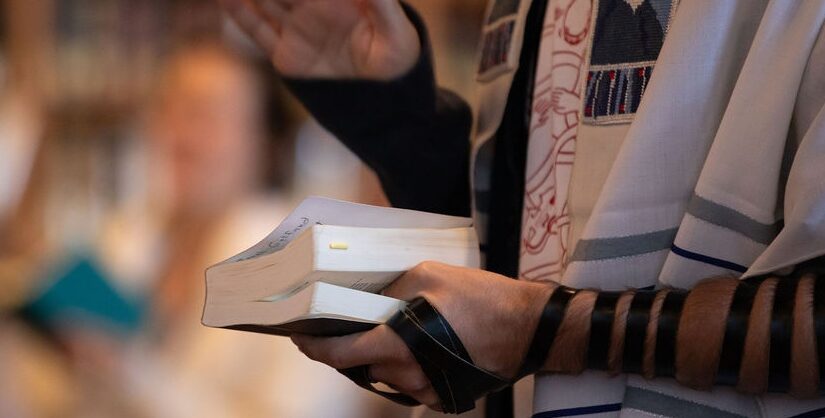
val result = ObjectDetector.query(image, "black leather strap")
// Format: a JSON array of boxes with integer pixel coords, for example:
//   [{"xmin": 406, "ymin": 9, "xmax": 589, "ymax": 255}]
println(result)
[
  {"xmin": 517, "ymin": 286, "xmax": 577, "ymax": 377},
  {"xmin": 716, "ymin": 280, "xmax": 758, "ymax": 386},
  {"xmin": 623, "ymin": 291, "xmax": 656, "ymax": 374},
  {"xmin": 339, "ymin": 366, "xmax": 420, "ymax": 407},
  {"xmin": 405, "ymin": 296, "xmax": 472, "ymax": 361},
  {"xmin": 588, "ymin": 291, "xmax": 622, "ymax": 371},
  {"xmin": 339, "ymin": 298, "xmax": 466, "ymax": 410},
  {"xmin": 346, "ymin": 298, "xmax": 509, "ymax": 414},
  {"xmin": 768, "ymin": 277, "xmax": 799, "ymax": 392},
  {"xmin": 654, "ymin": 289, "xmax": 687, "ymax": 378}
]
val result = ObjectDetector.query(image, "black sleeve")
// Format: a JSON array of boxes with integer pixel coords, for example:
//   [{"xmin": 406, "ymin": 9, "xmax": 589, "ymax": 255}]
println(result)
[{"xmin": 283, "ymin": 6, "xmax": 472, "ymax": 217}]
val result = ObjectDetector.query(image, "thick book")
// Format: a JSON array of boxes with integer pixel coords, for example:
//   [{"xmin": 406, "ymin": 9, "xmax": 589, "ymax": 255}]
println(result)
[{"xmin": 202, "ymin": 197, "xmax": 479, "ymax": 336}]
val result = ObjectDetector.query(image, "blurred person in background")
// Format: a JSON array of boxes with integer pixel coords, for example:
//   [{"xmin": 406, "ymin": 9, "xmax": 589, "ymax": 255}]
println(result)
[
  {"xmin": 1, "ymin": 37, "xmax": 386, "ymax": 417},
  {"xmin": 83, "ymin": 40, "xmax": 383, "ymax": 418}
]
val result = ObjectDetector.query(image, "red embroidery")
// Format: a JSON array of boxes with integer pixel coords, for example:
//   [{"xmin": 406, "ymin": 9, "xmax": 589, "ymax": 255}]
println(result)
[{"xmin": 520, "ymin": 0, "xmax": 592, "ymax": 282}]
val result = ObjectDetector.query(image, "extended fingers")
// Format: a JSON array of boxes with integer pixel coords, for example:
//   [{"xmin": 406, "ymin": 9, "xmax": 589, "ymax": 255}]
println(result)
[
  {"xmin": 253, "ymin": 0, "xmax": 288, "ymax": 26},
  {"xmin": 370, "ymin": 363, "xmax": 439, "ymax": 407},
  {"xmin": 369, "ymin": 362, "xmax": 430, "ymax": 393},
  {"xmin": 292, "ymin": 325, "xmax": 411, "ymax": 369},
  {"xmin": 292, "ymin": 327, "xmax": 443, "ymax": 408},
  {"xmin": 219, "ymin": 0, "xmax": 279, "ymax": 53},
  {"xmin": 361, "ymin": 0, "xmax": 408, "ymax": 33}
]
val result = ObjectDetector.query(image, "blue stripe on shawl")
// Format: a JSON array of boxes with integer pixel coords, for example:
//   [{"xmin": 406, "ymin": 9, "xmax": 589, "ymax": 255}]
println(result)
[
  {"xmin": 532, "ymin": 403, "xmax": 623, "ymax": 417},
  {"xmin": 788, "ymin": 407, "xmax": 825, "ymax": 418},
  {"xmin": 670, "ymin": 245, "xmax": 748, "ymax": 273}
]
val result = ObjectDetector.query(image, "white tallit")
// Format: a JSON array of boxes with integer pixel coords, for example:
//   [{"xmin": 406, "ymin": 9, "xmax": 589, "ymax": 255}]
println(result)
[
  {"xmin": 535, "ymin": 1, "xmax": 825, "ymax": 417},
  {"xmin": 471, "ymin": 0, "xmax": 825, "ymax": 416}
]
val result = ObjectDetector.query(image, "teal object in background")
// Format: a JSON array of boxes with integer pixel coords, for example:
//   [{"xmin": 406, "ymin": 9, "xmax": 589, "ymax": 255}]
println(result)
[{"xmin": 24, "ymin": 257, "xmax": 146, "ymax": 335}]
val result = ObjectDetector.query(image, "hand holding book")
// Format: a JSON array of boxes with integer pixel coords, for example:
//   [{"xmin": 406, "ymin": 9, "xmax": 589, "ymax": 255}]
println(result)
[
  {"xmin": 203, "ymin": 197, "xmax": 565, "ymax": 413},
  {"xmin": 291, "ymin": 261, "xmax": 554, "ymax": 410},
  {"xmin": 202, "ymin": 197, "xmax": 548, "ymax": 412}
]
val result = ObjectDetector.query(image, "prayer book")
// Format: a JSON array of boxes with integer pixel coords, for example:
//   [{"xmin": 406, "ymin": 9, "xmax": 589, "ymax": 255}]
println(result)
[{"xmin": 202, "ymin": 197, "xmax": 479, "ymax": 336}]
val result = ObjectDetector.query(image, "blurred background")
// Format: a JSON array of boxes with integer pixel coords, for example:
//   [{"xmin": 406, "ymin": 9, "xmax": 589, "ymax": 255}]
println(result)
[{"xmin": 0, "ymin": 1, "xmax": 485, "ymax": 417}]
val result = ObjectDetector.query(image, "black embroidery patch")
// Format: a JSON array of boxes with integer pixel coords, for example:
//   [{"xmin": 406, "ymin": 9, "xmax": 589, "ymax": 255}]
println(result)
[
  {"xmin": 477, "ymin": 0, "xmax": 523, "ymax": 82},
  {"xmin": 583, "ymin": 0, "xmax": 678, "ymax": 124},
  {"xmin": 479, "ymin": 20, "xmax": 516, "ymax": 75},
  {"xmin": 584, "ymin": 65, "xmax": 653, "ymax": 120}
]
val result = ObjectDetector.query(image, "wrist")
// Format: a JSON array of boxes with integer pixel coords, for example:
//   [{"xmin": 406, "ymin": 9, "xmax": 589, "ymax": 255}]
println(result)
[{"xmin": 498, "ymin": 281, "xmax": 556, "ymax": 379}]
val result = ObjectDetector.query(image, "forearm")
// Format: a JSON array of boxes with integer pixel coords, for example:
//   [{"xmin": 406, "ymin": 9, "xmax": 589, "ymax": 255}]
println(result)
[
  {"xmin": 533, "ymin": 263, "xmax": 824, "ymax": 397},
  {"xmin": 284, "ymin": 5, "xmax": 472, "ymax": 216}
]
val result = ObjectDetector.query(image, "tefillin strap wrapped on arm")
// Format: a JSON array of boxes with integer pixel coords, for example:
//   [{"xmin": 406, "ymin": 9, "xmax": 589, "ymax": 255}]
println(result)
[
  {"xmin": 339, "ymin": 288, "xmax": 578, "ymax": 414},
  {"xmin": 581, "ymin": 262, "xmax": 824, "ymax": 393},
  {"xmin": 340, "ymin": 298, "xmax": 511, "ymax": 414},
  {"xmin": 342, "ymin": 260, "xmax": 825, "ymax": 414}
]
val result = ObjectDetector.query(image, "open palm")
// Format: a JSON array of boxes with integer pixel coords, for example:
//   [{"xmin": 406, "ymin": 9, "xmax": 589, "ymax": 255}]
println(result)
[{"xmin": 219, "ymin": 0, "xmax": 420, "ymax": 80}]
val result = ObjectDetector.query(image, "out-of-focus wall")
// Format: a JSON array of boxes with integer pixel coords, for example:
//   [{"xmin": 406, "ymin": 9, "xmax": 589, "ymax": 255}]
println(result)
[{"xmin": 408, "ymin": 0, "xmax": 486, "ymax": 99}]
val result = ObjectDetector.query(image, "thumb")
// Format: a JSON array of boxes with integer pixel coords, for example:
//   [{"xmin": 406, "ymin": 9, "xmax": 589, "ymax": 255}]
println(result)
[
  {"xmin": 361, "ymin": 0, "xmax": 409, "ymax": 34},
  {"xmin": 356, "ymin": 0, "xmax": 421, "ymax": 79}
]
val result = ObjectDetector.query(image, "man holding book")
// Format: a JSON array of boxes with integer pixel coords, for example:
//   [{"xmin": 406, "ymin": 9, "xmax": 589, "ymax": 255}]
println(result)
[{"xmin": 219, "ymin": 0, "xmax": 825, "ymax": 417}]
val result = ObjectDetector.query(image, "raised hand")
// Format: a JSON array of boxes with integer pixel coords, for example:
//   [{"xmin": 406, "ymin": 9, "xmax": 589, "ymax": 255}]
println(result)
[{"xmin": 218, "ymin": 0, "xmax": 421, "ymax": 80}]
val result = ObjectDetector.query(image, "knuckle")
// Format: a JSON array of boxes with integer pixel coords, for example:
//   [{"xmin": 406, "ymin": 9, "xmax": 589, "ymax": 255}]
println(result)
[
  {"xmin": 411, "ymin": 261, "xmax": 434, "ymax": 278},
  {"xmin": 409, "ymin": 262, "xmax": 446, "ymax": 289},
  {"xmin": 325, "ymin": 351, "xmax": 346, "ymax": 369},
  {"xmin": 427, "ymin": 401, "xmax": 444, "ymax": 412},
  {"xmin": 419, "ymin": 390, "xmax": 441, "ymax": 409},
  {"xmin": 303, "ymin": 348, "xmax": 322, "ymax": 363},
  {"xmin": 417, "ymin": 260, "xmax": 435, "ymax": 270},
  {"xmin": 297, "ymin": 342, "xmax": 316, "ymax": 359},
  {"xmin": 407, "ymin": 373, "xmax": 431, "ymax": 392},
  {"xmin": 303, "ymin": 343, "xmax": 332, "ymax": 365},
  {"xmin": 395, "ymin": 346, "xmax": 415, "ymax": 364},
  {"xmin": 397, "ymin": 377, "xmax": 423, "ymax": 393}
]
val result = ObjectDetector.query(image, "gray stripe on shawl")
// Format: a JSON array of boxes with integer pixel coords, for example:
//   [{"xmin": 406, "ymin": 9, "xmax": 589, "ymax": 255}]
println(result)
[
  {"xmin": 570, "ymin": 228, "xmax": 678, "ymax": 262},
  {"xmin": 687, "ymin": 194, "xmax": 780, "ymax": 245},
  {"xmin": 623, "ymin": 387, "xmax": 750, "ymax": 418}
]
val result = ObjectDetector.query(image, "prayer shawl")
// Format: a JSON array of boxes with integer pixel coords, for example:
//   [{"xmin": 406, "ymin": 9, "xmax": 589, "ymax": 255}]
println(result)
[{"xmin": 471, "ymin": 0, "xmax": 825, "ymax": 416}]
